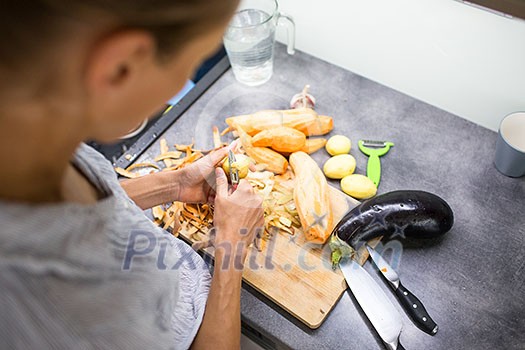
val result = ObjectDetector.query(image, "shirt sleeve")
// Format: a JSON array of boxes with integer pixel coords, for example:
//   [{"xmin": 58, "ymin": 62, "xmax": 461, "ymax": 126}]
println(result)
[{"xmin": 166, "ymin": 235, "xmax": 212, "ymax": 350}]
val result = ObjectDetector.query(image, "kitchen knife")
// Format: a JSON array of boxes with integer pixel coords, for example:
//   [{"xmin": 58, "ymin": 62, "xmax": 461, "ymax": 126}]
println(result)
[
  {"xmin": 366, "ymin": 245, "xmax": 438, "ymax": 336},
  {"xmin": 339, "ymin": 258, "xmax": 405, "ymax": 350}
]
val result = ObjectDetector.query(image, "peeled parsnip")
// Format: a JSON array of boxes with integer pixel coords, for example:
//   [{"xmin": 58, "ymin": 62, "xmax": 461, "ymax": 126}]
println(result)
[{"xmin": 289, "ymin": 151, "xmax": 333, "ymax": 244}]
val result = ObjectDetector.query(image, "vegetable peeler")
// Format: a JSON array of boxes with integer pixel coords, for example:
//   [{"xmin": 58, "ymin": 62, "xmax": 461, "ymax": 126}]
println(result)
[
  {"xmin": 228, "ymin": 150, "xmax": 239, "ymax": 191},
  {"xmin": 358, "ymin": 140, "xmax": 394, "ymax": 187}
]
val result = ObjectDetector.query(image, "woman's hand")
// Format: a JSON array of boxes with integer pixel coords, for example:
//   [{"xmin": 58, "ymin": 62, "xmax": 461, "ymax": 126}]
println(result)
[
  {"xmin": 120, "ymin": 147, "xmax": 228, "ymax": 209},
  {"xmin": 124, "ymin": 151, "xmax": 264, "ymax": 350},
  {"xmin": 177, "ymin": 147, "xmax": 230, "ymax": 204},
  {"xmin": 191, "ymin": 168, "xmax": 264, "ymax": 350},
  {"xmin": 212, "ymin": 167, "xmax": 264, "ymax": 268}
]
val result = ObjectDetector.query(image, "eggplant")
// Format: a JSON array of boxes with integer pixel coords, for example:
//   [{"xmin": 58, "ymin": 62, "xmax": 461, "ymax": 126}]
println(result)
[{"xmin": 330, "ymin": 190, "xmax": 454, "ymax": 266}]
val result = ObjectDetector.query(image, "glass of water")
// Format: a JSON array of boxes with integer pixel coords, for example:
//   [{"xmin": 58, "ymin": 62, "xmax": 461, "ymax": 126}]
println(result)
[{"xmin": 223, "ymin": 0, "xmax": 295, "ymax": 86}]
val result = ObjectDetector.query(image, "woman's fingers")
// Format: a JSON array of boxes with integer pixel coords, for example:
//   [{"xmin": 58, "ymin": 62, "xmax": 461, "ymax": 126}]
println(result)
[
  {"xmin": 207, "ymin": 139, "xmax": 239, "ymax": 169},
  {"xmin": 208, "ymin": 146, "xmax": 229, "ymax": 167},
  {"xmin": 215, "ymin": 168, "xmax": 229, "ymax": 198},
  {"xmin": 213, "ymin": 159, "xmax": 263, "ymax": 252},
  {"xmin": 235, "ymin": 179, "xmax": 254, "ymax": 193}
]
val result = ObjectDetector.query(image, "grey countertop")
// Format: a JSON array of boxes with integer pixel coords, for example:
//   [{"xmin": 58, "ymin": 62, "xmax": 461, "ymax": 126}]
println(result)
[{"xmin": 137, "ymin": 44, "xmax": 525, "ymax": 350}]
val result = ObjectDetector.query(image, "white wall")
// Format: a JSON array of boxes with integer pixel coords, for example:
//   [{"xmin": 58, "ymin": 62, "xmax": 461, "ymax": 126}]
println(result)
[{"xmin": 275, "ymin": 0, "xmax": 525, "ymax": 131}]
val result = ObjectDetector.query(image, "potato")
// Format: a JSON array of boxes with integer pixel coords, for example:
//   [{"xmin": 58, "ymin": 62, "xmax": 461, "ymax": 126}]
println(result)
[
  {"xmin": 222, "ymin": 154, "xmax": 252, "ymax": 179},
  {"xmin": 323, "ymin": 154, "xmax": 356, "ymax": 179},
  {"xmin": 325, "ymin": 135, "xmax": 351, "ymax": 156},
  {"xmin": 340, "ymin": 174, "xmax": 377, "ymax": 199}
]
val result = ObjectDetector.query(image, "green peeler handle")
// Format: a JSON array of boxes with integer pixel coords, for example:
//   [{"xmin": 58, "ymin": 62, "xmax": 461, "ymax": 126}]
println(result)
[
  {"xmin": 358, "ymin": 140, "xmax": 394, "ymax": 188},
  {"xmin": 367, "ymin": 154, "xmax": 381, "ymax": 187}
]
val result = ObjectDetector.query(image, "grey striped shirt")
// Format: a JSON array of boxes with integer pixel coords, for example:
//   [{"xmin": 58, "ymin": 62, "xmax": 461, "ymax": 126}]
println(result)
[{"xmin": 0, "ymin": 144, "xmax": 211, "ymax": 349}]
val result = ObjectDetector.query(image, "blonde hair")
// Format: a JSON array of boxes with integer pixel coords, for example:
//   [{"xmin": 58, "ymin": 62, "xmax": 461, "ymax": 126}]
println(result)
[{"xmin": 0, "ymin": 0, "xmax": 238, "ymax": 73}]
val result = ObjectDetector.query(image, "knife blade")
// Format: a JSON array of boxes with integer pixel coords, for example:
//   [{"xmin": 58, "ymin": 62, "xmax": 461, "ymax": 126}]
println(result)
[
  {"xmin": 366, "ymin": 245, "xmax": 438, "ymax": 336},
  {"xmin": 228, "ymin": 150, "xmax": 239, "ymax": 191},
  {"xmin": 339, "ymin": 258, "xmax": 405, "ymax": 350}
]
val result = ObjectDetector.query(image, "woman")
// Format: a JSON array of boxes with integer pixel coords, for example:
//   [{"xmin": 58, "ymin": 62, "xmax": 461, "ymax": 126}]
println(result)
[{"xmin": 0, "ymin": 1, "xmax": 264, "ymax": 349}]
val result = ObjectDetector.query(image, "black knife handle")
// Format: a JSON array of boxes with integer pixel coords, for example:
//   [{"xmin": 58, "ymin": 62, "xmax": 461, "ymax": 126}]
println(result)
[{"xmin": 395, "ymin": 282, "xmax": 438, "ymax": 336}]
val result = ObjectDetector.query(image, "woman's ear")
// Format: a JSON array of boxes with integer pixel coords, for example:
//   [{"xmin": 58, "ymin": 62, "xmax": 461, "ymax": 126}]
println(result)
[
  {"xmin": 82, "ymin": 29, "xmax": 164, "ymax": 141},
  {"xmin": 84, "ymin": 30, "xmax": 156, "ymax": 94}
]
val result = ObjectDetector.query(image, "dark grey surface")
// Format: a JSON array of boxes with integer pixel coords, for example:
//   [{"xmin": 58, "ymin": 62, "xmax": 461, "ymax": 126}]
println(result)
[{"xmin": 137, "ymin": 44, "xmax": 525, "ymax": 350}]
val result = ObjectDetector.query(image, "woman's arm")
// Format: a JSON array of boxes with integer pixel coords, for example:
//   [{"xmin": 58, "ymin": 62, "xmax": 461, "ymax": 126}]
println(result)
[
  {"xmin": 191, "ymin": 168, "xmax": 264, "ymax": 350},
  {"xmin": 120, "ymin": 171, "xmax": 181, "ymax": 209},
  {"xmin": 190, "ymin": 248, "xmax": 244, "ymax": 349},
  {"xmin": 121, "ymin": 147, "xmax": 229, "ymax": 210}
]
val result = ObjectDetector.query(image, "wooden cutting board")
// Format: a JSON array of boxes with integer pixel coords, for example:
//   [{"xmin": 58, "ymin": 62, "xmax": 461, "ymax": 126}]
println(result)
[{"xmin": 177, "ymin": 185, "xmax": 377, "ymax": 329}]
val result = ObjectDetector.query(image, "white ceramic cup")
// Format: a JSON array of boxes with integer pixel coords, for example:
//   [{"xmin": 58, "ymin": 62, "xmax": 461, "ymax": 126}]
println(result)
[{"xmin": 494, "ymin": 112, "xmax": 525, "ymax": 177}]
